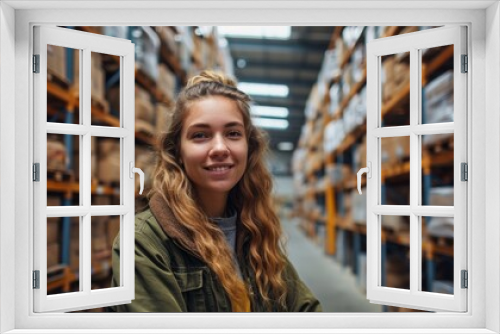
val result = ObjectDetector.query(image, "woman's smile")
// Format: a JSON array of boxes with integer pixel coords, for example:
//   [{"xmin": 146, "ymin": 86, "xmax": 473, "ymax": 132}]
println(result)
[{"xmin": 204, "ymin": 163, "xmax": 234, "ymax": 176}]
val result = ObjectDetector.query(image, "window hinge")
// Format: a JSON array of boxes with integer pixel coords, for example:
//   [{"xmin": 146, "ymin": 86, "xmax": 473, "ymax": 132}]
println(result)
[
  {"xmin": 33, "ymin": 163, "xmax": 40, "ymax": 182},
  {"xmin": 33, "ymin": 270, "xmax": 40, "ymax": 289},
  {"xmin": 33, "ymin": 54, "xmax": 40, "ymax": 73},
  {"xmin": 461, "ymin": 270, "xmax": 468, "ymax": 289},
  {"xmin": 461, "ymin": 162, "xmax": 468, "ymax": 181},
  {"xmin": 461, "ymin": 54, "xmax": 468, "ymax": 73}
]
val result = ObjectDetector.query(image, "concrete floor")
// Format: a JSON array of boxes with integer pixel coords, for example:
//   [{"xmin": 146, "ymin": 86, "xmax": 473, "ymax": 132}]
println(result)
[{"xmin": 282, "ymin": 217, "xmax": 382, "ymax": 313}]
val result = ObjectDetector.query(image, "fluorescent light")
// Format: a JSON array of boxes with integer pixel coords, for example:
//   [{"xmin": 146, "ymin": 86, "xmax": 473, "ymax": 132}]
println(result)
[
  {"xmin": 236, "ymin": 59, "xmax": 247, "ymax": 68},
  {"xmin": 238, "ymin": 82, "xmax": 289, "ymax": 97},
  {"xmin": 277, "ymin": 142, "xmax": 294, "ymax": 151},
  {"xmin": 218, "ymin": 26, "xmax": 291, "ymax": 40},
  {"xmin": 252, "ymin": 117, "xmax": 289, "ymax": 129},
  {"xmin": 251, "ymin": 106, "xmax": 289, "ymax": 118}
]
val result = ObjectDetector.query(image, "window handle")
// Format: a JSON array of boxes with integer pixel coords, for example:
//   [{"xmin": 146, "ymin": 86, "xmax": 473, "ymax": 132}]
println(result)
[
  {"xmin": 357, "ymin": 162, "xmax": 371, "ymax": 195},
  {"xmin": 129, "ymin": 162, "xmax": 145, "ymax": 195}
]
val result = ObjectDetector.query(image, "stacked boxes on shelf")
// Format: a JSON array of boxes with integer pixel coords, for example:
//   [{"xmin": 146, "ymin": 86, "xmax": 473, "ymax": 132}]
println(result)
[
  {"xmin": 47, "ymin": 44, "xmax": 67, "ymax": 81},
  {"xmin": 96, "ymin": 138, "xmax": 121, "ymax": 184},
  {"xmin": 134, "ymin": 85, "xmax": 156, "ymax": 135},
  {"xmin": 45, "ymin": 26, "xmax": 232, "ymax": 297},
  {"xmin": 381, "ymin": 53, "xmax": 410, "ymax": 103},
  {"xmin": 47, "ymin": 197, "xmax": 62, "ymax": 269},
  {"xmin": 90, "ymin": 52, "xmax": 107, "ymax": 108},
  {"xmin": 47, "ymin": 135, "xmax": 67, "ymax": 173},
  {"xmin": 157, "ymin": 64, "xmax": 177, "ymax": 101},
  {"xmin": 295, "ymin": 26, "xmax": 454, "ymax": 311},
  {"xmin": 131, "ymin": 26, "xmax": 161, "ymax": 81},
  {"xmin": 423, "ymin": 70, "xmax": 454, "ymax": 144}
]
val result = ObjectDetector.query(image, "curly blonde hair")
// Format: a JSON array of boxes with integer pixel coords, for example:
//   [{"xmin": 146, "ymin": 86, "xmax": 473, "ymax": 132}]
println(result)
[{"xmin": 150, "ymin": 70, "xmax": 288, "ymax": 311}]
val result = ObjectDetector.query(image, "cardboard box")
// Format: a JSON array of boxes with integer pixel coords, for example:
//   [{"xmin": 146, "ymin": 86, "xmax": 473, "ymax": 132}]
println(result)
[
  {"xmin": 75, "ymin": 52, "xmax": 107, "ymax": 107},
  {"xmin": 429, "ymin": 187, "xmax": 454, "ymax": 206},
  {"xmin": 96, "ymin": 139, "xmax": 121, "ymax": 183},
  {"xmin": 133, "ymin": 26, "xmax": 160, "ymax": 81},
  {"xmin": 47, "ymin": 243, "xmax": 60, "ymax": 268},
  {"xmin": 91, "ymin": 64, "xmax": 106, "ymax": 105},
  {"xmin": 155, "ymin": 27, "xmax": 178, "ymax": 54},
  {"xmin": 47, "ymin": 137, "xmax": 67, "ymax": 172},
  {"xmin": 135, "ymin": 86, "xmax": 155, "ymax": 124},
  {"xmin": 47, "ymin": 44, "xmax": 66, "ymax": 80},
  {"xmin": 382, "ymin": 215, "xmax": 410, "ymax": 233},
  {"xmin": 47, "ymin": 218, "xmax": 60, "ymax": 244},
  {"xmin": 381, "ymin": 136, "xmax": 410, "ymax": 166},
  {"xmin": 382, "ymin": 54, "xmax": 410, "ymax": 103},
  {"xmin": 326, "ymin": 164, "xmax": 352, "ymax": 186},
  {"xmin": 157, "ymin": 64, "xmax": 176, "ymax": 101}
]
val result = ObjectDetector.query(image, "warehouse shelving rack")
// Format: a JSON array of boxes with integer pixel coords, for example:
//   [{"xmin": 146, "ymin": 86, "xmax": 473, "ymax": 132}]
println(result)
[
  {"xmin": 296, "ymin": 26, "xmax": 456, "ymax": 311},
  {"xmin": 45, "ymin": 26, "xmax": 227, "ymax": 302}
]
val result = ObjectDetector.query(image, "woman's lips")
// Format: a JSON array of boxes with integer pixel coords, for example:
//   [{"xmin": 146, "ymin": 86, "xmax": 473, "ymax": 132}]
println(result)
[{"xmin": 204, "ymin": 165, "xmax": 233, "ymax": 176}]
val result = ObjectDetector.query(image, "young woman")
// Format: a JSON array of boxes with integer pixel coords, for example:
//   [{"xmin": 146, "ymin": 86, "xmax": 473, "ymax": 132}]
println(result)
[{"xmin": 111, "ymin": 70, "xmax": 321, "ymax": 312}]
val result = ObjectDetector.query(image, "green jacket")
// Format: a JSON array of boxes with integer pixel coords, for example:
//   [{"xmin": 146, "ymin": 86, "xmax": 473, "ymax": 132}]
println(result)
[{"xmin": 111, "ymin": 195, "xmax": 322, "ymax": 312}]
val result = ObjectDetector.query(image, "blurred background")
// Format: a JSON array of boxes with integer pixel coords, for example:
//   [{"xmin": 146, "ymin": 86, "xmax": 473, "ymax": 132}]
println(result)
[{"xmin": 45, "ymin": 26, "xmax": 455, "ymax": 312}]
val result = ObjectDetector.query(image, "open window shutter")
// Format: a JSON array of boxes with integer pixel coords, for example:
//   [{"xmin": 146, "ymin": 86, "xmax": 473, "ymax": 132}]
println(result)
[
  {"xmin": 365, "ymin": 26, "xmax": 467, "ymax": 312},
  {"xmin": 33, "ymin": 26, "xmax": 135, "ymax": 312}
]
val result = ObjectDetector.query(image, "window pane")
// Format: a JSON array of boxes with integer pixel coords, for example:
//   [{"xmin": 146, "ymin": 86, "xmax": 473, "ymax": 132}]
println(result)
[
  {"xmin": 381, "ymin": 215, "xmax": 410, "ymax": 290},
  {"xmin": 421, "ymin": 134, "xmax": 454, "ymax": 206},
  {"xmin": 91, "ymin": 215, "xmax": 120, "ymax": 290},
  {"xmin": 421, "ymin": 216, "xmax": 454, "ymax": 295},
  {"xmin": 91, "ymin": 52, "xmax": 120, "ymax": 127},
  {"xmin": 381, "ymin": 137, "xmax": 410, "ymax": 205},
  {"xmin": 381, "ymin": 52, "xmax": 410, "ymax": 127},
  {"xmin": 92, "ymin": 137, "xmax": 121, "ymax": 204},
  {"xmin": 47, "ymin": 216, "xmax": 80, "ymax": 295},
  {"xmin": 47, "ymin": 134, "xmax": 80, "ymax": 204},
  {"xmin": 421, "ymin": 45, "xmax": 454, "ymax": 124},
  {"xmin": 47, "ymin": 45, "xmax": 80, "ymax": 125}
]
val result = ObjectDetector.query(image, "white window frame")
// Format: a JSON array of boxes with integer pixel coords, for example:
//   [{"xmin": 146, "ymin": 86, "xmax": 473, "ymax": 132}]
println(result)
[
  {"xmin": 33, "ymin": 25, "xmax": 136, "ymax": 313},
  {"xmin": 365, "ymin": 26, "xmax": 468, "ymax": 312},
  {"xmin": 1, "ymin": 1, "xmax": 499, "ymax": 333}
]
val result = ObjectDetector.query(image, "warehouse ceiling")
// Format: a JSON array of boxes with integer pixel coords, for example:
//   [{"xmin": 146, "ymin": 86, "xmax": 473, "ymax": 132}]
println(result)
[{"xmin": 224, "ymin": 26, "xmax": 335, "ymax": 153}]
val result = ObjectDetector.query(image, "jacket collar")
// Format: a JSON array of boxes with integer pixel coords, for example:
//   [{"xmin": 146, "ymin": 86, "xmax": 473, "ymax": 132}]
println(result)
[
  {"xmin": 149, "ymin": 193, "xmax": 251, "ymax": 259},
  {"xmin": 149, "ymin": 193, "xmax": 201, "ymax": 259}
]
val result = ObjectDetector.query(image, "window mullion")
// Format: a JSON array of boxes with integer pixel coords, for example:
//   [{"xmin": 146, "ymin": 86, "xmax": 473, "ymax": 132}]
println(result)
[
  {"xmin": 409, "ymin": 47, "xmax": 420, "ymax": 294},
  {"xmin": 81, "ymin": 47, "xmax": 92, "ymax": 295}
]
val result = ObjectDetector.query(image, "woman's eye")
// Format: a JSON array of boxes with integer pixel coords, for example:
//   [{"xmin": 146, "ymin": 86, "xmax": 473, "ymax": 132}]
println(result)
[
  {"xmin": 228, "ymin": 131, "xmax": 242, "ymax": 138},
  {"xmin": 192, "ymin": 132, "xmax": 207, "ymax": 139}
]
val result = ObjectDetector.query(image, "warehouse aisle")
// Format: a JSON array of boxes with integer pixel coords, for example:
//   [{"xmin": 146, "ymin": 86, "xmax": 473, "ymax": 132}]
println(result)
[{"xmin": 282, "ymin": 217, "xmax": 382, "ymax": 313}]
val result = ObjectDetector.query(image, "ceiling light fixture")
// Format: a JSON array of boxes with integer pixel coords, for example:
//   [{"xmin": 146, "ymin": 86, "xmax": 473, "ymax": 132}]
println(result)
[
  {"xmin": 238, "ymin": 82, "xmax": 289, "ymax": 97},
  {"xmin": 251, "ymin": 106, "xmax": 289, "ymax": 118},
  {"xmin": 217, "ymin": 26, "xmax": 291, "ymax": 39},
  {"xmin": 236, "ymin": 59, "xmax": 247, "ymax": 68},
  {"xmin": 277, "ymin": 142, "xmax": 294, "ymax": 151},
  {"xmin": 251, "ymin": 117, "xmax": 289, "ymax": 130}
]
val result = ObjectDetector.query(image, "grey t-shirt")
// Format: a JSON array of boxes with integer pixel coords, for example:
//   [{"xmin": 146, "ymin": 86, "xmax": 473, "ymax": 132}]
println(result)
[{"xmin": 210, "ymin": 209, "xmax": 243, "ymax": 278}]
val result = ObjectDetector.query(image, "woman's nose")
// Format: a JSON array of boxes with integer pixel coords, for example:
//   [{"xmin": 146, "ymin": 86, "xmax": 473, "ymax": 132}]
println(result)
[{"xmin": 210, "ymin": 135, "xmax": 229, "ymax": 157}]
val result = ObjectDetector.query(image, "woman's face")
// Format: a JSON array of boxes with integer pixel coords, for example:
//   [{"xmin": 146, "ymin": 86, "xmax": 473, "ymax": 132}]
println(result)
[{"xmin": 179, "ymin": 95, "xmax": 248, "ymax": 200}]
